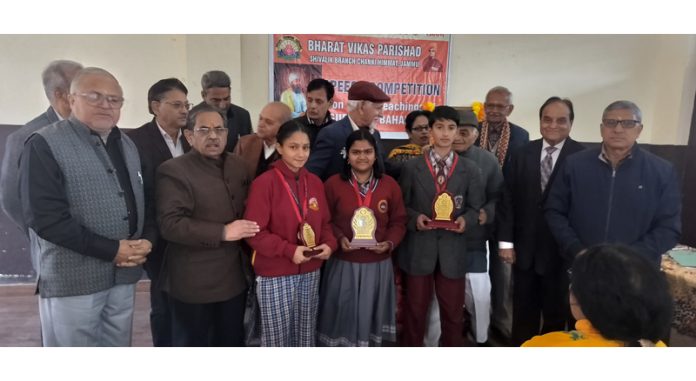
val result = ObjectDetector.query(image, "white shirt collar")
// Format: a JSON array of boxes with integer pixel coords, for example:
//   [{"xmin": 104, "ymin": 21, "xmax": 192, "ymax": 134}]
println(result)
[
  {"xmin": 542, "ymin": 138, "xmax": 566, "ymax": 151},
  {"xmin": 156, "ymin": 121, "xmax": 185, "ymax": 158},
  {"xmin": 541, "ymin": 138, "xmax": 566, "ymax": 166},
  {"xmin": 262, "ymin": 140, "xmax": 276, "ymax": 160},
  {"xmin": 347, "ymin": 115, "xmax": 374, "ymax": 134},
  {"xmin": 52, "ymin": 106, "xmax": 65, "ymax": 121}
]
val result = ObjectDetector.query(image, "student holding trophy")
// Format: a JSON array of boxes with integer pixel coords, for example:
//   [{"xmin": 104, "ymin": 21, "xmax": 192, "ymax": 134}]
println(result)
[
  {"xmin": 317, "ymin": 129, "xmax": 407, "ymax": 346},
  {"xmin": 244, "ymin": 121, "xmax": 337, "ymax": 346},
  {"xmin": 398, "ymin": 106, "xmax": 485, "ymax": 346}
]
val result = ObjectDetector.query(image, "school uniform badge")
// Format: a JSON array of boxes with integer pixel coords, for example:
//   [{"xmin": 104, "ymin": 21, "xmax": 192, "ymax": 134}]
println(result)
[
  {"xmin": 309, "ymin": 197, "xmax": 320, "ymax": 211},
  {"xmin": 377, "ymin": 199, "xmax": 388, "ymax": 213},
  {"xmin": 454, "ymin": 195, "xmax": 464, "ymax": 209}
]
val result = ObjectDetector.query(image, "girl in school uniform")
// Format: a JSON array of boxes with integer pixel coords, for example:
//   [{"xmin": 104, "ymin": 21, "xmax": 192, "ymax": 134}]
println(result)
[
  {"xmin": 317, "ymin": 129, "xmax": 407, "ymax": 346},
  {"xmin": 244, "ymin": 120, "xmax": 337, "ymax": 347}
]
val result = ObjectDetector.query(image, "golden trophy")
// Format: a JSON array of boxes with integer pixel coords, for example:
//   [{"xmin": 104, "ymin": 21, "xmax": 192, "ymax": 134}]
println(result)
[
  {"xmin": 349, "ymin": 207, "xmax": 379, "ymax": 249},
  {"xmin": 299, "ymin": 222, "xmax": 321, "ymax": 257},
  {"xmin": 426, "ymin": 191, "xmax": 459, "ymax": 229}
]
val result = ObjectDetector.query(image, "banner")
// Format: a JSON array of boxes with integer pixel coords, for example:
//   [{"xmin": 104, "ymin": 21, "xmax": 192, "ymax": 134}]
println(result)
[{"xmin": 271, "ymin": 34, "xmax": 449, "ymax": 138}]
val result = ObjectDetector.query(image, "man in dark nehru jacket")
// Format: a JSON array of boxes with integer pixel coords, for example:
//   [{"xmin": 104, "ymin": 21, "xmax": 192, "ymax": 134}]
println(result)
[{"xmin": 306, "ymin": 80, "xmax": 390, "ymax": 180}]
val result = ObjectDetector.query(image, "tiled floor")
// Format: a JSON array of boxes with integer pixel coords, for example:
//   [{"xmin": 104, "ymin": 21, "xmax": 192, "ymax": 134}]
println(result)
[{"xmin": 1, "ymin": 281, "xmax": 694, "ymax": 347}]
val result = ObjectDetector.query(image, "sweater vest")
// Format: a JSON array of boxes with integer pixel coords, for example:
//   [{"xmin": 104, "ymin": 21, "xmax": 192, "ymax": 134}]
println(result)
[{"xmin": 31, "ymin": 118, "xmax": 145, "ymax": 297}]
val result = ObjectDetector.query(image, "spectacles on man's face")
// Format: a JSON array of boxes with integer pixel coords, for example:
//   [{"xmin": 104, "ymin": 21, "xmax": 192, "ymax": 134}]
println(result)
[
  {"xmin": 602, "ymin": 119, "xmax": 641, "ymax": 129},
  {"xmin": 74, "ymin": 92, "xmax": 124, "ymax": 108},
  {"xmin": 193, "ymin": 127, "xmax": 228, "ymax": 136},
  {"xmin": 484, "ymin": 102, "xmax": 509, "ymax": 111},
  {"xmin": 163, "ymin": 101, "xmax": 192, "ymax": 111}
]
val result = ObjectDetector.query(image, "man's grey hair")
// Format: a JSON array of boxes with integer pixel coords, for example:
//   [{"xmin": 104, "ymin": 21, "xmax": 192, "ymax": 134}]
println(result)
[
  {"xmin": 347, "ymin": 100, "xmax": 372, "ymax": 112},
  {"xmin": 41, "ymin": 60, "xmax": 83, "ymax": 101},
  {"xmin": 201, "ymin": 70, "xmax": 231, "ymax": 90},
  {"xmin": 69, "ymin": 67, "xmax": 120, "ymax": 94},
  {"xmin": 486, "ymin": 85, "xmax": 513, "ymax": 104},
  {"xmin": 602, "ymin": 100, "xmax": 642, "ymax": 122},
  {"xmin": 186, "ymin": 103, "xmax": 227, "ymax": 130}
]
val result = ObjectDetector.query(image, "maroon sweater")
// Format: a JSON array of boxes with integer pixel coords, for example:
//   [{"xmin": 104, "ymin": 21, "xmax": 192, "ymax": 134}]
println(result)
[
  {"xmin": 244, "ymin": 160, "xmax": 337, "ymax": 277},
  {"xmin": 324, "ymin": 174, "xmax": 407, "ymax": 263}
]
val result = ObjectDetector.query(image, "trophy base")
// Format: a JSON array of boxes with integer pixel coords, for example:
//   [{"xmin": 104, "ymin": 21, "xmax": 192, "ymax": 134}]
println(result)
[
  {"xmin": 303, "ymin": 248, "xmax": 322, "ymax": 258},
  {"xmin": 426, "ymin": 219, "xmax": 459, "ymax": 230},
  {"xmin": 348, "ymin": 238, "xmax": 379, "ymax": 249}
]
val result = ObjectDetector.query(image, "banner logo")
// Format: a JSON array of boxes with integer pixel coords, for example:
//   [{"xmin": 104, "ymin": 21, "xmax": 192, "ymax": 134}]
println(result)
[{"xmin": 276, "ymin": 36, "xmax": 302, "ymax": 60}]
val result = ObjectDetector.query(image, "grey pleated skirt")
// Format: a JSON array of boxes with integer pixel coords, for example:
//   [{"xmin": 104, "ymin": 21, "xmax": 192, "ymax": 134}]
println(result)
[{"xmin": 317, "ymin": 256, "xmax": 396, "ymax": 346}]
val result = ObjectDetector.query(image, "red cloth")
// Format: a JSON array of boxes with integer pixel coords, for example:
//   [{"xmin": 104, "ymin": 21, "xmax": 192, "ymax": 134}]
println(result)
[
  {"xmin": 324, "ymin": 174, "xmax": 407, "ymax": 263},
  {"xmin": 244, "ymin": 160, "xmax": 337, "ymax": 277}
]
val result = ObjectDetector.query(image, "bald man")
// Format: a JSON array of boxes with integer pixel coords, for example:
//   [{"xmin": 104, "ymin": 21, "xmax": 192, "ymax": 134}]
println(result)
[
  {"xmin": 20, "ymin": 67, "xmax": 156, "ymax": 346},
  {"xmin": 234, "ymin": 101, "xmax": 293, "ymax": 177}
]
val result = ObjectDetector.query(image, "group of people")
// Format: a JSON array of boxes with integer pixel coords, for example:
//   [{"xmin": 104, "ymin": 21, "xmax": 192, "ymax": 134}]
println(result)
[{"xmin": 0, "ymin": 59, "xmax": 681, "ymax": 347}]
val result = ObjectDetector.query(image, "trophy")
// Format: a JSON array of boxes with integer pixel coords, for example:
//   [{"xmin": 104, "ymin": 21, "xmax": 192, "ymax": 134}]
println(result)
[
  {"xmin": 425, "ymin": 191, "xmax": 459, "ymax": 229},
  {"xmin": 349, "ymin": 207, "xmax": 379, "ymax": 249},
  {"xmin": 299, "ymin": 222, "xmax": 322, "ymax": 257}
]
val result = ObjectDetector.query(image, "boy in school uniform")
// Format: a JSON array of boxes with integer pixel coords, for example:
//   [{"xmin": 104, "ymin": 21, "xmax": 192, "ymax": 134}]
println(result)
[{"xmin": 398, "ymin": 106, "xmax": 485, "ymax": 346}]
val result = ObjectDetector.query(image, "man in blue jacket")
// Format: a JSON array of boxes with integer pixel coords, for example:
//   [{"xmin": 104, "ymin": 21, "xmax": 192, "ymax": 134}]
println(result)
[{"xmin": 545, "ymin": 100, "xmax": 681, "ymax": 268}]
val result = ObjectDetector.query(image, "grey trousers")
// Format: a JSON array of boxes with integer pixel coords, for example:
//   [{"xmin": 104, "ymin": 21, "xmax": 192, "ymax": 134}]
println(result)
[{"xmin": 39, "ymin": 283, "xmax": 136, "ymax": 347}]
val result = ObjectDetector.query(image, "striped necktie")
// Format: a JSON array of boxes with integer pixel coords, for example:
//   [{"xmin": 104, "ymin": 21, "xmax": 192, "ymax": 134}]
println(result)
[{"xmin": 540, "ymin": 146, "xmax": 558, "ymax": 192}]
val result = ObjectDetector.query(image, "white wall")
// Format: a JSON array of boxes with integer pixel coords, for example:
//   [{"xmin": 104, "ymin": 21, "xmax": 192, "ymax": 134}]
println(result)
[
  {"xmin": 0, "ymin": 34, "xmax": 243, "ymax": 129},
  {"xmin": 446, "ymin": 35, "xmax": 696, "ymax": 145},
  {"xmin": 1, "ymin": 34, "xmax": 694, "ymax": 145}
]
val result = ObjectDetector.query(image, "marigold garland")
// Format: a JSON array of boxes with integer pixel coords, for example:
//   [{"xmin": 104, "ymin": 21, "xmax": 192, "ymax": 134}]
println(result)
[{"xmin": 471, "ymin": 101, "xmax": 485, "ymax": 122}]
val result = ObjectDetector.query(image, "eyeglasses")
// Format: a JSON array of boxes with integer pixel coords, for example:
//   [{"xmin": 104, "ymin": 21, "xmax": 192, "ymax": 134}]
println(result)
[
  {"xmin": 602, "ymin": 119, "xmax": 641, "ymax": 129},
  {"xmin": 484, "ymin": 103, "xmax": 509, "ymax": 111},
  {"xmin": 163, "ymin": 101, "xmax": 192, "ymax": 111},
  {"xmin": 193, "ymin": 127, "xmax": 228, "ymax": 136},
  {"xmin": 411, "ymin": 125, "xmax": 430, "ymax": 132},
  {"xmin": 74, "ymin": 92, "xmax": 124, "ymax": 108}
]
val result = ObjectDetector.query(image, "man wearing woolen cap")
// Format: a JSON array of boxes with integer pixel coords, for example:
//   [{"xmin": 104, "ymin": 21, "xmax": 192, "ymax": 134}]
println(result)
[{"xmin": 306, "ymin": 80, "xmax": 391, "ymax": 180}]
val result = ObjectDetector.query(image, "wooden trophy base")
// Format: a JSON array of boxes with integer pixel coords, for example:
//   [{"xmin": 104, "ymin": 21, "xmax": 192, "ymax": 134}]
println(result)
[
  {"xmin": 426, "ymin": 219, "xmax": 459, "ymax": 229},
  {"xmin": 303, "ymin": 248, "xmax": 322, "ymax": 257},
  {"xmin": 348, "ymin": 238, "xmax": 379, "ymax": 250}
]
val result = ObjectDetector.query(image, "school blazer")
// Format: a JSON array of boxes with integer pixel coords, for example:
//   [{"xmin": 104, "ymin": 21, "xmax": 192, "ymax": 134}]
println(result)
[{"xmin": 398, "ymin": 155, "xmax": 485, "ymax": 279}]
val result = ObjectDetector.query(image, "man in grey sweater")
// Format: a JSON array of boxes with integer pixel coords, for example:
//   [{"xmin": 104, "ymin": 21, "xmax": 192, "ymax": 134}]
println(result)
[{"xmin": 20, "ymin": 67, "xmax": 155, "ymax": 346}]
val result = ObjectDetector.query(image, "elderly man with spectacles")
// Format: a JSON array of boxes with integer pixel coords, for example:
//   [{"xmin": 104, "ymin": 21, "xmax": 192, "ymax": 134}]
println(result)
[
  {"xmin": 155, "ymin": 103, "xmax": 259, "ymax": 346},
  {"xmin": 545, "ymin": 100, "xmax": 682, "ymax": 269},
  {"xmin": 19, "ymin": 67, "xmax": 156, "ymax": 346}
]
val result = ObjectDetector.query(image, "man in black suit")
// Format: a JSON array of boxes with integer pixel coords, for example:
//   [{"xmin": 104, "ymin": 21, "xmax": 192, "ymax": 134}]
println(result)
[
  {"xmin": 475, "ymin": 85, "xmax": 529, "ymax": 343},
  {"xmin": 198, "ymin": 70, "xmax": 252, "ymax": 152},
  {"xmin": 126, "ymin": 78, "xmax": 192, "ymax": 346},
  {"xmin": 497, "ymin": 97, "xmax": 585, "ymax": 346},
  {"xmin": 1, "ymin": 59, "xmax": 83, "ymax": 236}
]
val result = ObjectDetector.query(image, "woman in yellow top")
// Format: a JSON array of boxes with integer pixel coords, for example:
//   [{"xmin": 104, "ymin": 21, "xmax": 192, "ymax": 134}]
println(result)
[{"xmin": 523, "ymin": 244, "xmax": 672, "ymax": 347}]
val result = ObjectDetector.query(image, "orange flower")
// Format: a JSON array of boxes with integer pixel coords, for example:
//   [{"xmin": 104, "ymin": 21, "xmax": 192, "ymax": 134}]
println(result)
[
  {"xmin": 471, "ymin": 101, "xmax": 485, "ymax": 122},
  {"xmin": 422, "ymin": 101, "xmax": 435, "ymax": 112}
]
